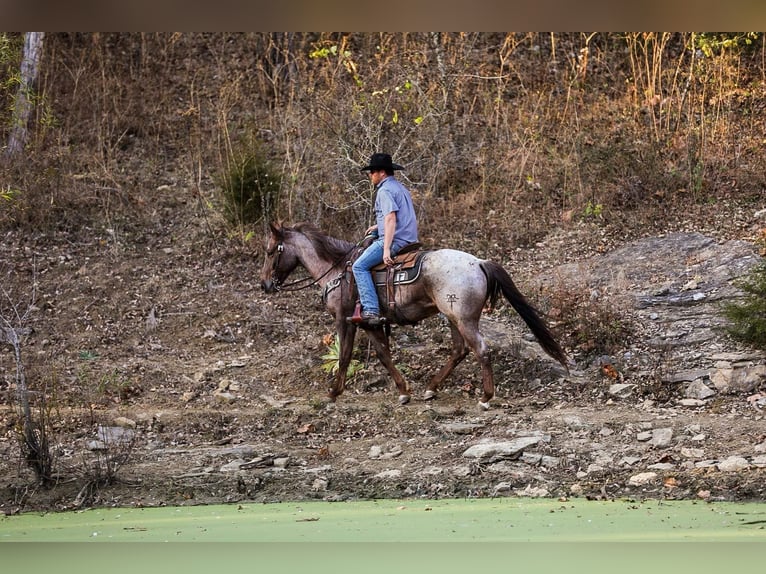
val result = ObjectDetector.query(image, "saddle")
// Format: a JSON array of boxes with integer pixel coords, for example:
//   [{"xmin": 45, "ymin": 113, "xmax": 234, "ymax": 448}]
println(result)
[
  {"xmin": 372, "ymin": 243, "xmax": 426, "ymax": 309},
  {"xmin": 343, "ymin": 242, "xmax": 427, "ymax": 324}
]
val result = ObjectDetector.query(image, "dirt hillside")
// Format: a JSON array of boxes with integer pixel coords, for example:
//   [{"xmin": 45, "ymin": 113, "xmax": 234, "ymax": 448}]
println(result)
[{"xmin": 2, "ymin": 193, "xmax": 765, "ymax": 512}]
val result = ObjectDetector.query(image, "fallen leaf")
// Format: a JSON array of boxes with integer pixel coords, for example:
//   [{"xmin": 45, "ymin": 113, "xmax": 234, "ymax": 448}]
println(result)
[
  {"xmin": 663, "ymin": 477, "xmax": 678, "ymax": 488},
  {"xmin": 601, "ymin": 364, "xmax": 619, "ymax": 379}
]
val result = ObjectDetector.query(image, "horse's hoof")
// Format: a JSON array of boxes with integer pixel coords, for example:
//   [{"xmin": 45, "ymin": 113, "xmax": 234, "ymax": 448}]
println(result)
[
  {"xmin": 423, "ymin": 390, "xmax": 437, "ymax": 401},
  {"xmin": 398, "ymin": 394, "xmax": 411, "ymax": 405},
  {"xmin": 478, "ymin": 400, "xmax": 490, "ymax": 411}
]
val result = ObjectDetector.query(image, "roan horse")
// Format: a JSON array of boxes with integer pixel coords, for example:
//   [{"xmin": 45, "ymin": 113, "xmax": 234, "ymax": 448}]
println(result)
[{"xmin": 260, "ymin": 222, "xmax": 567, "ymax": 409}]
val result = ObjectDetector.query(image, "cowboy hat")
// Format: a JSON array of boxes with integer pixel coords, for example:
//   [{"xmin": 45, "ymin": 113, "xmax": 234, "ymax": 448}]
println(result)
[{"xmin": 360, "ymin": 152, "xmax": 404, "ymax": 171}]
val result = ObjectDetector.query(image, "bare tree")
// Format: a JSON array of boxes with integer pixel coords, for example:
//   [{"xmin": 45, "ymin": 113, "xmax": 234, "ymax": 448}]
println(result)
[
  {"xmin": 1, "ymin": 263, "xmax": 54, "ymax": 485},
  {"xmin": 5, "ymin": 31, "xmax": 44, "ymax": 159}
]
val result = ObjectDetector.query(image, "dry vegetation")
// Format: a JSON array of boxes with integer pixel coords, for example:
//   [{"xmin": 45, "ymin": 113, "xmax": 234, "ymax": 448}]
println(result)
[
  {"xmin": 3, "ymin": 33, "xmax": 765, "ymax": 243},
  {"xmin": 2, "ymin": 33, "xmax": 766, "ymax": 508}
]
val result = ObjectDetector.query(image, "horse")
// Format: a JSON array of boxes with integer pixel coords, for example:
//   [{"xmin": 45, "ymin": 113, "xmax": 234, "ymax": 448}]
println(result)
[{"xmin": 259, "ymin": 221, "xmax": 568, "ymax": 409}]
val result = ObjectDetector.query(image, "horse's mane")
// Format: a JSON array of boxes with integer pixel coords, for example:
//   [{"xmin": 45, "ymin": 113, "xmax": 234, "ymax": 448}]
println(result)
[{"xmin": 290, "ymin": 222, "xmax": 356, "ymax": 263}]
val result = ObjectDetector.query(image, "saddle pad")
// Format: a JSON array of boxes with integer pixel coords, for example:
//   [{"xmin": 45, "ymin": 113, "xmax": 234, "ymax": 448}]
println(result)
[{"xmin": 373, "ymin": 251, "xmax": 427, "ymax": 286}]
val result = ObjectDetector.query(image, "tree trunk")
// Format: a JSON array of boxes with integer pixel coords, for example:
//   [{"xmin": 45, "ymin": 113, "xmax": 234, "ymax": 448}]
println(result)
[{"xmin": 5, "ymin": 32, "xmax": 45, "ymax": 159}]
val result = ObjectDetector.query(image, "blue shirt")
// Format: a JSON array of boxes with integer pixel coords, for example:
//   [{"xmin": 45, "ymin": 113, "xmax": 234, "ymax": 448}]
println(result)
[{"xmin": 374, "ymin": 176, "xmax": 418, "ymax": 251}]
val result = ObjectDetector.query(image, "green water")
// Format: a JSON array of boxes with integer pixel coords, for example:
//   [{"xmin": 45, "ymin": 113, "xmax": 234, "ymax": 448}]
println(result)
[
  {"xmin": 2, "ymin": 499, "xmax": 765, "ymax": 574},
  {"xmin": 2, "ymin": 497, "xmax": 765, "ymax": 542}
]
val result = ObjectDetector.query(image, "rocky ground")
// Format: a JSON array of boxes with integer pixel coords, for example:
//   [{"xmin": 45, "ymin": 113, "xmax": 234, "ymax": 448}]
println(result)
[{"xmin": 2, "ymin": 200, "xmax": 766, "ymax": 513}]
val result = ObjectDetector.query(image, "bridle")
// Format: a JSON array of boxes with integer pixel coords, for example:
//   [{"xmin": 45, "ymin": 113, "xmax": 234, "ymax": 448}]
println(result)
[{"xmin": 267, "ymin": 239, "xmax": 358, "ymax": 292}]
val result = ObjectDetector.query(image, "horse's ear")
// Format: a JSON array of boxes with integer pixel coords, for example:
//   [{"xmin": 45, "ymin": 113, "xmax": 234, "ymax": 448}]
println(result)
[{"xmin": 269, "ymin": 221, "xmax": 283, "ymax": 238}]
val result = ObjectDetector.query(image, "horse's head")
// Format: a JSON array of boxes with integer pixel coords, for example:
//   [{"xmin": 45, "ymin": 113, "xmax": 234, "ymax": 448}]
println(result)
[{"xmin": 260, "ymin": 222, "xmax": 299, "ymax": 293}]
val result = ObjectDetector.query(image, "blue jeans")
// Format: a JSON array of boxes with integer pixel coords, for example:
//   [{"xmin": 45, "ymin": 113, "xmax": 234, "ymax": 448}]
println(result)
[{"xmin": 352, "ymin": 239, "xmax": 398, "ymax": 315}]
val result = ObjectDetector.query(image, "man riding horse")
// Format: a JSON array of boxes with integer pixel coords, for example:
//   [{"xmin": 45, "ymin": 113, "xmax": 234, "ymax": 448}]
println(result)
[{"xmin": 350, "ymin": 153, "xmax": 419, "ymax": 327}]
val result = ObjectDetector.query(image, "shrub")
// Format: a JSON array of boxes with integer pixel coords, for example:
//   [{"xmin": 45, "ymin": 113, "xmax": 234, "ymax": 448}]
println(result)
[
  {"xmin": 723, "ymin": 260, "xmax": 766, "ymax": 349},
  {"xmin": 217, "ymin": 140, "xmax": 281, "ymax": 230},
  {"xmin": 543, "ymin": 284, "xmax": 635, "ymax": 361}
]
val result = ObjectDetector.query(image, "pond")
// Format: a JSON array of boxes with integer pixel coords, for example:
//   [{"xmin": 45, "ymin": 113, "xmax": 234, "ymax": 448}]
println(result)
[{"xmin": 3, "ymin": 498, "xmax": 765, "ymax": 574}]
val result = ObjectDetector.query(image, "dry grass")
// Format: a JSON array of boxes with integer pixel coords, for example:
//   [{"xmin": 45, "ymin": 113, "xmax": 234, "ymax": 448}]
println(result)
[{"xmin": 1, "ymin": 33, "xmax": 763, "ymax": 243}]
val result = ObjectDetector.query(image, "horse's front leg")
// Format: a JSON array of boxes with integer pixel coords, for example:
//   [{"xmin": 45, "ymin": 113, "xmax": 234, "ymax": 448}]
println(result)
[
  {"xmin": 328, "ymin": 319, "xmax": 357, "ymax": 401},
  {"xmin": 365, "ymin": 328, "xmax": 411, "ymax": 405}
]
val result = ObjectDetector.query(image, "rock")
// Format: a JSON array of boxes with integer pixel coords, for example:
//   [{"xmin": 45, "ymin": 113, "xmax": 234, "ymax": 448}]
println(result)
[
  {"xmin": 650, "ymin": 427, "xmax": 674, "ymax": 447},
  {"xmin": 664, "ymin": 369, "xmax": 711, "ymax": 383},
  {"xmin": 259, "ymin": 394, "xmax": 293, "ymax": 408},
  {"xmin": 752, "ymin": 455, "xmax": 766, "ymax": 468},
  {"xmin": 452, "ymin": 465, "xmax": 472, "ymax": 477},
  {"xmin": 214, "ymin": 391, "xmax": 236, "ymax": 403},
  {"xmin": 678, "ymin": 399, "xmax": 706, "ymax": 407},
  {"xmin": 636, "ymin": 431, "xmax": 653, "ymax": 442},
  {"xmin": 515, "ymin": 485, "xmax": 549, "ymax": 498},
  {"xmin": 113, "ymin": 417, "xmax": 136, "ymax": 428},
  {"xmin": 96, "ymin": 425, "xmax": 135, "ymax": 445},
  {"xmin": 220, "ymin": 459, "xmax": 245, "ymax": 472},
  {"xmin": 438, "ymin": 422, "xmax": 486, "ymax": 434},
  {"xmin": 521, "ymin": 452, "xmax": 542, "ymax": 465},
  {"xmin": 681, "ymin": 447, "xmax": 704, "ymax": 458},
  {"xmin": 717, "ymin": 456, "xmax": 751, "ymax": 472},
  {"xmin": 493, "ymin": 482, "xmax": 513, "ymax": 495},
  {"xmin": 608, "ymin": 383, "xmax": 635, "ymax": 398},
  {"xmin": 711, "ymin": 365, "xmax": 766, "ymax": 394},
  {"xmin": 311, "ymin": 478, "xmax": 328, "ymax": 491},
  {"xmin": 374, "ymin": 469, "xmax": 402, "ymax": 479},
  {"xmin": 561, "ymin": 415, "xmax": 587, "ymax": 430},
  {"xmin": 541, "ymin": 456, "xmax": 561, "ymax": 468},
  {"xmin": 380, "ymin": 446, "xmax": 403, "ymax": 460},
  {"xmin": 368, "ymin": 445, "xmax": 383, "ymax": 459},
  {"xmin": 462, "ymin": 436, "xmax": 542, "ymax": 461},
  {"xmin": 628, "ymin": 472, "xmax": 658, "ymax": 486},
  {"xmin": 685, "ymin": 379, "xmax": 716, "ymax": 400},
  {"xmin": 647, "ymin": 462, "xmax": 675, "ymax": 470}
]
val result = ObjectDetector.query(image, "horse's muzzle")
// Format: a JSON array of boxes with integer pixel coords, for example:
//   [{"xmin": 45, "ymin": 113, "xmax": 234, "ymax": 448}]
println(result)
[{"xmin": 261, "ymin": 279, "xmax": 278, "ymax": 293}]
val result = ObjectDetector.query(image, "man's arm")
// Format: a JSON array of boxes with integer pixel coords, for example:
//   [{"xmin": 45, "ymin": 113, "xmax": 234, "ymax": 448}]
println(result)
[{"xmin": 382, "ymin": 211, "xmax": 397, "ymax": 265}]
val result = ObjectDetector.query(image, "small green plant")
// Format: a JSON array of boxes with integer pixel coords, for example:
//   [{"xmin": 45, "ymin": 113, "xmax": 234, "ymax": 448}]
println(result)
[
  {"xmin": 321, "ymin": 334, "xmax": 364, "ymax": 379},
  {"xmin": 583, "ymin": 200, "xmax": 603, "ymax": 219},
  {"xmin": 96, "ymin": 369, "xmax": 137, "ymax": 402},
  {"xmin": 216, "ymin": 139, "xmax": 281, "ymax": 230},
  {"xmin": 695, "ymin": 32, "xmax": 759, "ymax": 57},
  {"xmin": 723, "ymin": 260, "xmax": 766, "ymax": 349},
  {"xmin": 1, "ymin": 184, "xmax": 19, "ymax": 202}
]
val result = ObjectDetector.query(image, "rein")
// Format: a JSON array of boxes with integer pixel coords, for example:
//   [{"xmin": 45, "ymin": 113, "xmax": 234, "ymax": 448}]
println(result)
[{"xmin": 270, "ymin": 240, "xmax": 359, "ymax": 292}]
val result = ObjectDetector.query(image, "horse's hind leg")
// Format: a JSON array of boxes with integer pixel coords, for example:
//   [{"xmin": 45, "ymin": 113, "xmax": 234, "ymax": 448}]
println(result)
[
  {"xmin": 365, "ymin": 328, "xmax": 412, "ymax": 404},
  {"xmin": 447, "ymin": 320, "xmax": 494, "ymax": 410},
  {"xmin": 424, "ymin": 322, "xmax": 469, "ymax": 401}
]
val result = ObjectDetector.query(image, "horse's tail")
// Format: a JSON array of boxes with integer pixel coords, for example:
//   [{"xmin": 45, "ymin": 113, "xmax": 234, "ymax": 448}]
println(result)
[{"xmin": 480, "ymin": 261, "xmax": 568, "ymax": 369}]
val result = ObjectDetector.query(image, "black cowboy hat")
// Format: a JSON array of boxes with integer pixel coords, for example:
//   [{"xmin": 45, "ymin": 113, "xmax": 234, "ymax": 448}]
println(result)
[{"xmin": 360, "ymin": 152, "xmax": 404, "ymax": 172}]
